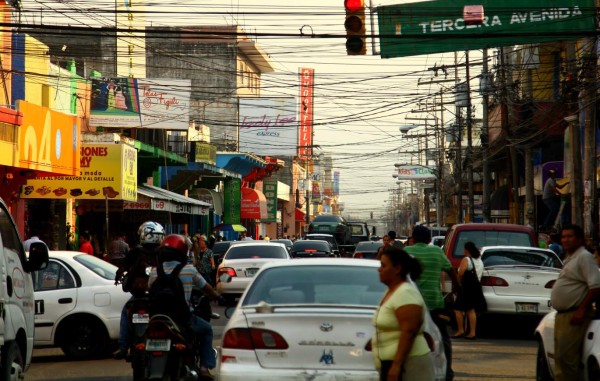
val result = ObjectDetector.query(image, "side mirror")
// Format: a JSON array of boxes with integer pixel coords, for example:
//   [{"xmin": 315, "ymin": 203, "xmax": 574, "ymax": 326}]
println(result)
[{"xmin": 27, "ymin": 242, "xmax": 49, "ymax": 272}]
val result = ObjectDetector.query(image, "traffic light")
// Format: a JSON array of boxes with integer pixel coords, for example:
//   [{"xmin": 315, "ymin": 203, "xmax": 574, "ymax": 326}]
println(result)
[{"xmin": 344, "ymin": 0, "xmax": 366, "ymax": 55}]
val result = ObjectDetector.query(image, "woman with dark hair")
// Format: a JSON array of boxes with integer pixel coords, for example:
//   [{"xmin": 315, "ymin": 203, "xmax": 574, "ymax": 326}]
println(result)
[
  {"xmin": 372, "ymin": 246, "xmax": 434, "ymax": 381},
  {"xmin": 452, "ymin": 241, "xmax": 486, "ymax": 340}
]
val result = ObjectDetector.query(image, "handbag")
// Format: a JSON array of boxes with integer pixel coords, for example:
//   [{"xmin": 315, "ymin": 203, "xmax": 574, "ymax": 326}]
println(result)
[{"xmin": 464, "ymin": 258, "xmax": 487, "ymax": 313}]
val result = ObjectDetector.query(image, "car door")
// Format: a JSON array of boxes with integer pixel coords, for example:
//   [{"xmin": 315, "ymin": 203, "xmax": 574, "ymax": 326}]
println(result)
[{"xmin": 33, "ymin": 260, "xmax": 77, "ymax": 343}]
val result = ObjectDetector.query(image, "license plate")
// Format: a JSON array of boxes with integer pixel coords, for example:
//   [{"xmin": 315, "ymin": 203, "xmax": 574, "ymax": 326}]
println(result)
[
  {"xmin": 318, "ymin": 226, "xmax": 330, "ymax": 232},
  {"xmin": 246, "ymin": 268, "xmax": 259, "ymax": 277},
  {"xmin": 132, "ymin": 313, "xmax": 149, "ymax": 324},
  {"xmin": 516, "ymin": 303, "xmax": 538, "ymax": 313},
  {"xmin": 146, "ymin": 339, "xmax": 171, "ymax": 351}
]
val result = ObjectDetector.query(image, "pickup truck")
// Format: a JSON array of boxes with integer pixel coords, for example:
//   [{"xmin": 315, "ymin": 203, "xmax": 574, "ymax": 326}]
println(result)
[{"xmin": 338, "ymin": 221, "xmax": 372, "ymax": 256}]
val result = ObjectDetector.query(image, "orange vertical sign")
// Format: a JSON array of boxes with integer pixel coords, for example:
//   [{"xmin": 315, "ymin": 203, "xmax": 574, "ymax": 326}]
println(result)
[{"xmin": 298, "ymin": 68, "xmax": 314, "ymax": 160}]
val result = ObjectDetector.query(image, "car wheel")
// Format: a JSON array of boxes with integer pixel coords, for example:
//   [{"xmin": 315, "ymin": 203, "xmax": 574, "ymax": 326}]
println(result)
[
  {"xmin": 588, "ymin": 358, "xmax": 600, "ymax": 381},
  {"xmin": 0, "ymin": 341, "xmax": 24, "ymax": 381},
  {"xmin": 60, "ymin": 317, "xmax": 109, "ymax": 359},
  {"xmin": 536, "ymin": 340, "xmax": 553, "ymax": 381}
]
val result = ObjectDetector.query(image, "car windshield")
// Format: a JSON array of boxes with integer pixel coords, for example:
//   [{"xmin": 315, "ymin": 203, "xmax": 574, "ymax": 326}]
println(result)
[
  {"xmin": 242, "ymin": 265, "xmax": 385, "ymax": 306},
  {"xmin": 73, "ymin": 254, "xmax": 117, "ymax": 280},
  {"xmin": 482, "ymin": 249, "xmax": 562, "ymax": 269},
  {"xmin": 293, "ymin": 241, "xmax": 330, "ymax": 251},
  {"xmin": 356, "ymin": 241, "xmax": 382, "ymax": 251},
  {"xmin": 225, "ymin": 245, "xmax": 288, "ymax": 260},
  {"xmin": 452, "ymin": 231, "xmax": 533, "ymax": 259},
  {"xmin": 313, "ymin": 215, "xmax": 341, "ymax": 223}
]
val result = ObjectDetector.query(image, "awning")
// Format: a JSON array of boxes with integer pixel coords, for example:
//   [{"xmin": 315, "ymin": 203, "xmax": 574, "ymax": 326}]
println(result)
[
  {"xmin": 241, "ymin": 187, "xmax": 268, "ymax": 219},
  {"xmin": 158, "ymin": 162, "xmax": 241, "ymax": 192},
  {"xmin": 189, "ymin": 188, "xmax": 224, "ymax": 216},
  {"xmin": 295, "ymin": 208, "xmax": 306, "ymax": 222},
  {"xmin": 129, "ymin": 184, "xmax": 211, "ymax": 215}
]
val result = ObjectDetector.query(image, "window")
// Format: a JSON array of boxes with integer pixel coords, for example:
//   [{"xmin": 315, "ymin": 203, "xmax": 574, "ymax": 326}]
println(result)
[
  {"xmin": 34, "ymin": 262, "xmax": 75, "ymax": 291},
  {"xmin": 452, "ymin": 230, "xmax": 533, "ymax": 259}
]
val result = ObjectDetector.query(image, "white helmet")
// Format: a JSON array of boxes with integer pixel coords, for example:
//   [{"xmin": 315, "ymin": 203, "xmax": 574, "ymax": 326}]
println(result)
[{"xmin": 138, "ymin": 221, "xmax": 165, "ymax": 246}]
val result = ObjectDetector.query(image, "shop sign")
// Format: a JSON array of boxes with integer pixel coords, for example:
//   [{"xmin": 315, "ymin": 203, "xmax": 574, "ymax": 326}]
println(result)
[
  {"xmin": 241, "ymin": 187, "xmax": 268, "ymax": 220},
  {"xmin": 396, "ymin": 165, "xmax": 436, "ymax": 180},
  {"xmin": 124, "ymin": 194, "xmax": 151, "ymax": 210},
  {"xmin": 223, "ymin": 179, "xmax": 241, "ymax": 225},
  {"xmin": 378, "ymin": 0, "xmax": 596, "ymax": 58},
  {"xmin": 17, "ymin": 101, "xmax": 80, "ymax": 175},
  {"xmin": 194, "ymin": 143, "xmax": 216, "ymax": 165},
  {"xmin": 21, "ymin": 143, "xmax": 137, "ymax": 201},
  {"xmin": 262, "ymin": 179, "xmax": 277, "ymax": 223},
  {"xmin": 298, "ymin": 68, "xmax": 314, "ymax": 160}
]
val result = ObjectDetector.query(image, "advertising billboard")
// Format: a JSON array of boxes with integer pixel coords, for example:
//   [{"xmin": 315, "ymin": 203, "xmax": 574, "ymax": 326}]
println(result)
[
  {"xmin": 262, "ymin": 179, "xmax": 278, "ymax": 223},
  {"xmin": 239, "ymin": 97, "xmax": 298, "ymax": 156},
  {"xmin": 396, "ymin": 165, "xmax": 436, "ymax": 180},
  {"xmin": 90, "ymin": 78, "xmax": 191, "ymax": 130},
  {"xmin": 298, "ymin": 68, "xmax": 314, "ymax": 160},
  {"xmin": 378, "ymin": 0, "xmax": 596, "ymax": 58},
  {"xmin": 21, "ymin": 143, "xmax": 137, "ymax": 201}
]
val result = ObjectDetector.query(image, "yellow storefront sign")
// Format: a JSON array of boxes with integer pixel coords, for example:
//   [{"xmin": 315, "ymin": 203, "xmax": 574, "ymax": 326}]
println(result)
[{"xmin": 21, "ymin": 143, "xmax": 137, "ymax": 200}]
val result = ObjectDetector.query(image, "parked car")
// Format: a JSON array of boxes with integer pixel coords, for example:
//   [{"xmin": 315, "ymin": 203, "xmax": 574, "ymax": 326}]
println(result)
[
  {"xmin": 32, "ymin": 251, "xmax": 130, "ymax": 359},
  {"xmin": 307, "ymin": 214, "xmax": 351, "ymax": 245},
  {"xmin": 480, "ymin": 246, "xmax": 562, "ymax": 316},
  {"xmin": 536, "ymin": 310, "xmax": 600, "ymax": 380},
  {"xmin": 304, "ymin": 233, "xmax": 340, "ymax": 256},
  {"xmin": 290, "ymin": 240, "xmax": 335, "ymax": 258},
  {"xmin": 270, "ymin": 239, "xmax": 293, "ymax": 254},
  {"xmin": 212, "ymin": 241, "xmax": 233, "ymax": 265},
  {"xmin": 353, "ymin": 240, "xmax": 383, "ymax": 259},
  {"xmin": 220, "ymin": 259, "xmax": 447, "ymax": 381},
  {"xmin": 348, "ymin": 221, "xmax": 371, "ymax": 245},
  {"xmin": 443, "ymin": 223, "xmax": 537, "ymax": 268},
  {"xmin": 216, "ymin": 242, "xmax": 290, "ymax": 303},
  {"xmin": 430, "ymin": 235, "xmax": 445, "ymax": 247}
]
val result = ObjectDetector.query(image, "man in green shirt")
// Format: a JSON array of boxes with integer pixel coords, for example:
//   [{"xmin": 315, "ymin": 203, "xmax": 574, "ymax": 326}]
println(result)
[{"xmin": 404, "ymin": 225, "xmax": 458, "ymax": 381}]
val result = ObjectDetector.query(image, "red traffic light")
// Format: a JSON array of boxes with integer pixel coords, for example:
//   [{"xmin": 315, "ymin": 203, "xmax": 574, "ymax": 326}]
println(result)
[{"xmin": 344, "ymin": 0, "xmax": 363, "ymax": 13}]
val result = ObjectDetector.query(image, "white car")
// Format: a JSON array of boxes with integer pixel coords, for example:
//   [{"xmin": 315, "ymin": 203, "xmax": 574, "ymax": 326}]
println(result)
[
  {"xmin": 216, "ymin": 241, "xmax": 290, "ymax": 303},
  {"xmin": 480, "ymin": 246, "xmax": 562, "ymax": 315},
  {"xmin": 536, "ymin": 311, "xmax": 600, "ymax": 380},
  {"xmin": 219, "ymin": 258, "xmax": 446, "ymax": 381},
  {"xmin": 32, "ymin": 251, "xmax": 130, "ymax": 359},
  {"xmin": 429, "ymin": 235, "xmax": 445, "ymax": 248}
]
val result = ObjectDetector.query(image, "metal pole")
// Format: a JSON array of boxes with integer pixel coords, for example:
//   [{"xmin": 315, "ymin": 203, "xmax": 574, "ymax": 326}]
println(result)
[
  {"xmin": 465, "ymin": 51, "xmax": 475, "ymax": 222},
  {"xmin": 455, "ymin": 51, "xmax": 463, "ymax": 224},
  {"xmin": 482, "ymin": 49, "xmax": 491, "ymax": 222},
  {"xmin": 583, "ymin": 37, "xmax": 597, "ymax": 239}
]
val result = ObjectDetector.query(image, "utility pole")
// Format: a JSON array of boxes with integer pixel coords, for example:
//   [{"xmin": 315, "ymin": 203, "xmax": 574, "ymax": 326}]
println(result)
[
  {"xmin": 583, "ymin": 36, "xmax": 597, "ymax": 240},
  {"xmin": 481, "ymin": 48, "xmax": 491, "ymax": 222},
  {"xmin": 465, "ymin": 51, "xmax": 475, "ymax": 222},
  {"xmin": 455, "ymin": 51, "xmax": 463, "ymax": 224},
  {"xmin": 567, "ymin": 41, "xmax": 584, "ymax": 227},
  {"xmin": 524, "ymin": 49, "xmax": 535, "ymax": 228}
]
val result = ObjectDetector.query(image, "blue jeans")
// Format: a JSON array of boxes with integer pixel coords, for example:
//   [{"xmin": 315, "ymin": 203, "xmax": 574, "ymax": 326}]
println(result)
[
  {"xmin": 118, "ymin": 301, "xmax": 130, "ymax": 349},
  {"xmin": 542, "ymin": 197, "xmax": 560, "ymax": 230},
  {"xmin": 189, "ymin": 315, "xmax": 215, "ymax": 369}
]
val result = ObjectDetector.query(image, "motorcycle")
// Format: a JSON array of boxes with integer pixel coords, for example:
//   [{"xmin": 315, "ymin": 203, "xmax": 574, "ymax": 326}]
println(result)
[
  {"xmin": 126, "ymin": 294, "xmax": 150, "ymax": 381},
  {"xmin": 142, "ymin": 290, "xmax": 219, "ymax": 381}
]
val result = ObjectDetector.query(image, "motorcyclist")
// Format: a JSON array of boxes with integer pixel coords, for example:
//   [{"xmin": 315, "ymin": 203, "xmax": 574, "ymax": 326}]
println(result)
[
  {"xmin": 113, "ymin": 221, "xmax": 165, "ymax": 360},
  {"xmin": 149, "ymin": 234, "xmax": 221, "ymax": 380}
]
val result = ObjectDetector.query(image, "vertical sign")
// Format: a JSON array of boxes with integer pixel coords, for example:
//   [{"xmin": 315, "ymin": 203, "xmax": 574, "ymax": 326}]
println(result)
[
  {"xmin": 223, "ymin": 178, "xmax": 241, "ymax": 225},
  {"xmin": 262, "ymin": 179, "xmax": 278, "ymax": 223},
  {"xmin": 333, "ymin": 171, "xmax": 340, "ymax": 196},
  {"xmin": 298, "ymin": 68, "xmax": 314, "ymax": 160}
]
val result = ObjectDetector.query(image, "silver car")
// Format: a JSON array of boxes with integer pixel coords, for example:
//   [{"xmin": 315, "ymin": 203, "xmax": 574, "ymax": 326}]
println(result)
[{"xmin": 216, "ymin": 241, "xmax": 290, "ymax": 303}]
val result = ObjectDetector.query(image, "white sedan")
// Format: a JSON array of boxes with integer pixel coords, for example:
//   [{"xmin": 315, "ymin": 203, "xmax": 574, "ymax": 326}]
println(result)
[
  {"xmin": 536, "ymin": 311, "xmax": 600, "ymax": 380},
  {"xmin": 219, "ymin": 258, "xmax": 446, "ymax": 381},
  {"xmin": 480, "ymin": 246, "xmax": 562, "ymax": 315},
  {"xmin": 32, "ymin": 251, "xmax": 130, "ymax": 359},
  {"xmin": 216, "ymin": 241, "xmax": 290, "ymax": 303}
]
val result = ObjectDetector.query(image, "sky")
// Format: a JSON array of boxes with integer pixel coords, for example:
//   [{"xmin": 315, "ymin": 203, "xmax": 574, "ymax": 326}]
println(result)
[{"xmin": 19, "ymin": 0, "xmax": 478, "ymax": 221}]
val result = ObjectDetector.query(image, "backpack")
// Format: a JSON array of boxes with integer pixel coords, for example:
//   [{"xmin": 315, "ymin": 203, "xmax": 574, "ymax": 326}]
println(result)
[{"xmin": 148, "ymin": 262, "xmax": 191, "ymax": 325}]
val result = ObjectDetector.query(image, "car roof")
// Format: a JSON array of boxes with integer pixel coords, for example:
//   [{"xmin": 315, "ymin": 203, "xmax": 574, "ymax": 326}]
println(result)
[
  {"xmin": 305, "ymin": 233, "xmax": 335, "ymax": 237},
  {"xmin": 228, "ymin": 241, "xmax": 286, "ymax": 248},
  {"xmin": 293, "ymin": 240, "xmax": 330, "ymax": 246},
  {"xmin": 449, "ymin": 223, "xmax": 534, "ymax": 232},
  {"xmin": 259, "ymin": 257, "xmax": 380, "ymax": 271},
  {"xmin": 480, "ymin": 245, "xmax": 555, "ymax": 253},
  {"xmin": 49, "ymin": 250, "xmax": 95, "ymax": 259}
]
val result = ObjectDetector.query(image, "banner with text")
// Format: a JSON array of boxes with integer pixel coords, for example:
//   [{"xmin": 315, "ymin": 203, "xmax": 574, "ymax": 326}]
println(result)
[
  {"xmin": 90, "ymin": 78, "xmax": 191, "ymax": 130},
  {"xmin": 239, "ymin": 97, "xmax": 298, "ymax": 156},
  {"xmin": 21, "ymin": 143, "xmax": 137, "ymax": 200},
  {"xmin": 298, "ymin": 68, "xmax": 314, "ymax": 160},
  {"xmin": 396, "ymin": 165, "xmax": 436, "ymax": 180},
  {"xmin": 262, "ymin": 179, "xmax": 278, "ymax": 223},
  {"xmin": 378, "ymin": 0, "xmax": 596, "ymax": 58}
]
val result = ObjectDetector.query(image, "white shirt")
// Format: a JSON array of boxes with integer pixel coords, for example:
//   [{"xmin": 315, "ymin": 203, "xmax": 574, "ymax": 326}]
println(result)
[{"xmin": 23, "ymin": 236, "xmax": 42, "ymax": 251}]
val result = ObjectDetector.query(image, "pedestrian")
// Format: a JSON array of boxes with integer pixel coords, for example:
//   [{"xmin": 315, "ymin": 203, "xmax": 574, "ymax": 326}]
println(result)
[
  {"xmin": 108, "ymin": 232, "xmax": 129, "ymax": 267},
  {"xmin": 375, "ymin": 234, "xmax": 392, "ymax": 261},
  {"xmin": 406, "ymin": 236, "xmax": 415, "ymax": 246},
  {"xmin": 23, "ymin": 229, "xmax": 44, "ymax": 251},
  {"xmin": 405, "ymin": 225, "xmax": 458, "ymax": 381},
  {"xmin": 373, "ymin": 246, "xmax": 434, "ymax": 381},
  {"xmin": 78, "ymin": 231, "xmax": 94, "ymax": 255},
  {"xmin": 387, "ymin": 230, "xmax": 405, "ymax": 249},
  {"xmin": 264, "ymin": 235, "xmax": 270, "ymax": 241},
  {"xmin": 452, "ymin": 241, "xmax": 486, "ymax": 340},
  {"xmin": 193, "ymin": 235, "xmax": 216, "ymax": 286},
  {"xmin": 550, "ymin": 224, "xmax": 600, "ymax": 381},
  {"xmin": 547, "ymin": 232, "xmax": 565, "ymax": 260},
  {"xmin": 541, "ymin": 169, "xmax": 568, "ymax": 231}
]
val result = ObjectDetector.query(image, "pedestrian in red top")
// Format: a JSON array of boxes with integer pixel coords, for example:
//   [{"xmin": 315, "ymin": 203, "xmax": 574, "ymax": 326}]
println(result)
[{"xmin": 79, "ymin": 232, "xmax": 94, "ymax": 255}]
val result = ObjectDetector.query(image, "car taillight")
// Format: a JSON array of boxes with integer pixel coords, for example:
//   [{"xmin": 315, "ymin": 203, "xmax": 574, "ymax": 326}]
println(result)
[
  {"xmin": 545, "ymin": 279, "xmax": 556, "ymax": 289},
  {"xmin": 305, "ymin": 249, "xmax": 317, "ymax": 252},
  {"xmin": 222, "ymin": 328, "xmax": 289, "ymax": 350},
  {"xmin": 480, "ymin": 276, "xmax": 509, "ymax": 287},
  {"xmin": 218, "ymin": 267, "xmax": 237, "ymax": 279},
  {"xmin": 354, "ymin": 252, "xmax": 364, "ymax": 258}
]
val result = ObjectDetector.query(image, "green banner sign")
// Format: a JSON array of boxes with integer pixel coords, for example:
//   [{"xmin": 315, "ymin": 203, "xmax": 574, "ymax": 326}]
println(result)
[
  {"xmin": 223, "ymin": 178, "xmax": 241, "ymax": 225},
  {"xmin": 377, "ymin": 0, "xmax": 596, "ymax": 58},
  {"xmin": 262, "ymin": 179, "xmax": 278, "ymax": 223}
]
